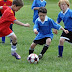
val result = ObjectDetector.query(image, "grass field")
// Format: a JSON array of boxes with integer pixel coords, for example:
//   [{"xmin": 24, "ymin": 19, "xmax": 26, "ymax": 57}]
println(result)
[{"xmin": 0, "ymin": 1, "xmax": 72, "ymax": 72}]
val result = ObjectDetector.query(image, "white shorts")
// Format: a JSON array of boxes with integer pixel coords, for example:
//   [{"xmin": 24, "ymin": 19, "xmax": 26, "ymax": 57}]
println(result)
[{"xmin": 7, "ymin": 32, "xmax": 14, "ymax": 37}]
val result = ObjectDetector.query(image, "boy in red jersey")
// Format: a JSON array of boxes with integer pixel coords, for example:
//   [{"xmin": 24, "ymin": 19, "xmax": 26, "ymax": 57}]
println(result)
[
  {"xmin": 0, "ymin": 0, "xmax": 13, "ymax": 43},
  {"xmin": 0, "ymin": 0, "xmax": 30, "ymax": 59}
]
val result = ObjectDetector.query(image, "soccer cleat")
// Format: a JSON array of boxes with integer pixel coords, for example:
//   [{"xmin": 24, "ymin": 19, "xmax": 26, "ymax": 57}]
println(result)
[
  {"xmin": 2, "ymin": 41, "xmax": 5, "ymax": 44},
  {"xmin": 38, "ymin": 54, "xmax": 43, "ymax": 59},
  {"xmin": 12, "ymin": 52, "xmax": 21, "ymax": 60},
  {"xmin": 58, "ymin": 55, "xmax": 62, "ymax": 58}
]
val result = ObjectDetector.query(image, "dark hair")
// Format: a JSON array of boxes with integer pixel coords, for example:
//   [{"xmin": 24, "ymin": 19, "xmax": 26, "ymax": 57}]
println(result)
[
  {"xmin": 12, "ymin": 0, "xmax": 24, "ymax": 6},
  {"xmin": 38, "ymin": 7, "xmax": 47, "ymax": 14}
]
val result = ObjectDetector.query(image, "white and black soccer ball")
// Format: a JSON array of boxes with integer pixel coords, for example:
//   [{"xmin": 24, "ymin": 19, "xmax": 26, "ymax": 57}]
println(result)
[{"xmin": 27, "ymin": 53, "xmax": 39, "ymax": 64}]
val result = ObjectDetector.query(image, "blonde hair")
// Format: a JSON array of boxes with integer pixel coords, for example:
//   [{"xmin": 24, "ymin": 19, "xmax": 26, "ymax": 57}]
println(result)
[{"xmin": 58, "ymin": 0, "xmax": 70, "ymax": 7}]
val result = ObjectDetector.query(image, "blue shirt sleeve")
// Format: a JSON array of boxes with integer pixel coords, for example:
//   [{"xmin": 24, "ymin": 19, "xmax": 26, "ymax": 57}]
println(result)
[
  {"xmin": 69, "ymin": 9, "xmax": 72, "ymax": 18},
  {"xmin": 57, "ymin": 12, "xmax": 62, "ymax": 23},
  {"xmin": 31, "ymin": 0, "xmax": 46, "ymax": 10},
  {"xmin": 33, "ymin": 19, "xmax": 39, "ymax": 31},
  {"xmin": 31, "ymin": 0, "xmax": 36, "ymax": 10},
  {"xmin": 45, "ymin": 1, "xmax": 46, "ymax": 6},
  {"xmin": 50, "ymin": 18, "xmax": 61, "ymax": 30}
]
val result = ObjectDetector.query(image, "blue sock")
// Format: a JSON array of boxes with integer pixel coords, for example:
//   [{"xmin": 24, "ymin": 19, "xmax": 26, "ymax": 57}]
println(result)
[
  {"xmin": 58, "ymin": 45, "xmax": 63, "ymax": 56},
  {"xmin": 2, "ymin": 37, "xmax": 5, "ymax": 43}
]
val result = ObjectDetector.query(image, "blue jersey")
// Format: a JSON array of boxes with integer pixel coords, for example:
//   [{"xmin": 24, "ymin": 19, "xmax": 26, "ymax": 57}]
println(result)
[
  {"xmin": 31, "ymin": 0, "xmax": 46, "ymax": 23},
  {"xmin": 33, "ymin": 16, "xmax": 61, "ymax": 40},
  {"xmin": 57, "ymin": 8, "xmax": 72, "ymax": 31}
]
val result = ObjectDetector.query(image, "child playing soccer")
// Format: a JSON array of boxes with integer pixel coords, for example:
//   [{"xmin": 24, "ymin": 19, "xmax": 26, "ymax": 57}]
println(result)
[
  {"xmin": 31, "ymin": 0, "xmax": 46, "ymax": 24},
  {"xmin": 0, "ymin": 0, "xmax": 30, "ymax": 59},
  {"xmin": 53, "ymin": 0, "xmax": 72, "ymax": 57},
  {"xmin": 0, "ymin": 0, "xmax": 13, "ymax": 44},
  {"xmin": 29, "ymin": 7, "xmax": 69, "ymax": 59}
]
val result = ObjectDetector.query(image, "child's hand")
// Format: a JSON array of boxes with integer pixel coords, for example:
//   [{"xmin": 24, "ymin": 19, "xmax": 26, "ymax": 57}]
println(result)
[
  {"xmin": 34, "ymin": 29, "xmax": 38, "ymax": 34},
  {"xmin": 34, "ymin": 31, "xmax": 38, "ymax": 34},
  {"xmin": 24, "ymin": 23, "xmax": 30, "ymax": 27},
  {"xmin": 53, "ymin": 29, "xmax": 58, "ymax": 34},
  {"xmin": 64, "ymin": 30, "xmax": 69, "ymax": 34}
]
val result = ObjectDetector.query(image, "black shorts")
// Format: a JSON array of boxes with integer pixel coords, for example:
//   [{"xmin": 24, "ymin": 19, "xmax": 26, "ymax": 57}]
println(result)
[
  {"xmin": 61, "ymin": 30, "xmax": 72, "ymax": 43},
  {"xmin": 33, "ymin": 37, "xmax": 51, "ymax": 45}
]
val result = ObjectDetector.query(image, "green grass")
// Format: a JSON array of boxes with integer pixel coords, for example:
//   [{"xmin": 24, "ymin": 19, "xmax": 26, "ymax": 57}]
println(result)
[
  {"xmin": 23, "ymin": 0, "xmax": 72, "ymax": 5},
  {"xmin": 0, "ymin": 2, "xmax": 72, "ymax": 72}
]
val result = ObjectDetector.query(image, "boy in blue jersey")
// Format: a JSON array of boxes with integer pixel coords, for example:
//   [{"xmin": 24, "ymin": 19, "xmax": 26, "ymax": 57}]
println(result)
[
  {"xmin": 53, "ymin": 0, "xmax": 72, "ymax": 57},
  {"xmin": 29, "ymin": 7, "xmax": 69, "ymax": 59},
  {"xmin": 31, "ymin": 0, "xmax": 46, "ymax": 24}
]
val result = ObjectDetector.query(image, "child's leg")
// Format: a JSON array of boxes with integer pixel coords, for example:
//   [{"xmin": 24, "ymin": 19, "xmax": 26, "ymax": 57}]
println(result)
[
  {"xmin": 10, "ymin": 39, "xmax": 12, "ymax": 44},
  {"xmin": 29, "ymin": 42, "xmax": 37, "ymax": 54},
  {"xmin": 9, "ymin": 33, "xmax": 21, "ymax": 59},
  {"xmin": 58, "ymin": 38, "xmax": 65, "ymax": 57},
  {"xmin": 2, "ymin": 37, "xmax": 5, "ymax": 43},
  {"xmin": 39, "ymin": 38, "xmax": 51, "ymax": 59},
  {"xmin": 58, "ymin": 45, "xmax": 63, "ymax": 57},
  {"xmin": 10, "ymin": 24, "xmax": 13, "ymax": 31},
  {"xmin": 10, "ymin": 24, "xmax": 13, "ymax": 43}
]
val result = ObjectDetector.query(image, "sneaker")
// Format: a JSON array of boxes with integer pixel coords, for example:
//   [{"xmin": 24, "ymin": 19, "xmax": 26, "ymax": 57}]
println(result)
[
  {"xmin": 38, "ymin": 54, "xmax": 43, "ymax": 59},
  {"xmin": 2, "ymin": 41, "xmax": 5, "ymax": 44},
  {"xmin": 58, "ymin": 55, "xmax": 62, "ymax": 58},
  {"xmin": 12, "ymin": 52, "xmax": 21, "ymax": 60}
]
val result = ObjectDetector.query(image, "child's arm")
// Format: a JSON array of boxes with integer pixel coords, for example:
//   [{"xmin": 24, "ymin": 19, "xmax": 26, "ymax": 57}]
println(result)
[
  {"xmin": 53, "ymin": 21, "xmax": 59, "ymax": 34},
  {"xmin": 33, "ymin": 20, "xmax": 39, "ymax": 34},
  {"xmin": 53, "ymin": 29, "xmax": 58, "ymax": 34},
  {"xmin": 31, "ymin": 0, "xmax": 40, "ymax": 10},
  {"xmin": 34, "ymin": 28, "xmax": 38, "ymax": 34},
  {"xmin": 14, "ymin": 20, "xmax": 30, "ymax": 27},
  {"xmin": 33, "ymin": 7, "xmax": 40, "ymax": 10},
  {"xmin": 52, "ymin": 20, "xmax": 69, "ymax": 34},
  {"xmin": 60, "ymin": 26, "xmax": 69, "ymax": 34},
  {"xmin": 33, "ymin": 7, "xmax": 45, "ymax": 10}
]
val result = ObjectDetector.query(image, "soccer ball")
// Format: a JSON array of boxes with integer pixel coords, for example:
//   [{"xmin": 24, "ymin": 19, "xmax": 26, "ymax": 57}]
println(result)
[{"xmin": 27, "ymin": 53, "xmax": 39, "ymax": 64}]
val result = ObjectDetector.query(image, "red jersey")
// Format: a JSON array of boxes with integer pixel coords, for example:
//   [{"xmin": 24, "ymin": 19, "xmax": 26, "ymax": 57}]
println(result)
[
  {"xmin": 0, "ymin": 6, "xmax": 9, "ymax": 14},
  {"xmin": 0, "ymin": 0, "xmax": 13, "ymax": 6},
  {"xmin": 0, "ymin": 6, "xmax": 16, "ymax": 37},
  {"xmin": 0, "ymin": 6, "xmax": 15, "ymax": 15}
]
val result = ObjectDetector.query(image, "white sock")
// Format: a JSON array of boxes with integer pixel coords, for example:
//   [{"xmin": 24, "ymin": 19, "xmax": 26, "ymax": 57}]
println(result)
[{"xmin": 11, "ymin": 45, "xmax": 17, "ymax": 54}]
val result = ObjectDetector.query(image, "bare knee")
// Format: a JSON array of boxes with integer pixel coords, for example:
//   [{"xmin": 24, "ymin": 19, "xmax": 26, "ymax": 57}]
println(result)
[
  {"xmin": 13, "ymin": 36, "xmax": 17, "ymax": 41},
  {"xmin": 10, "ymin": 34, "xmax": 17, "ymax": 43},
  {"xmin": 30, "ymin": 43, "xmax": 37, "ymax": 49},
  {"xmin": 59, "ymin": 38, "xmax": 65, "ymax": 45},
  {"xmin": 46, "ymin": 38, "xmax": 51, "ymax": 45}
]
